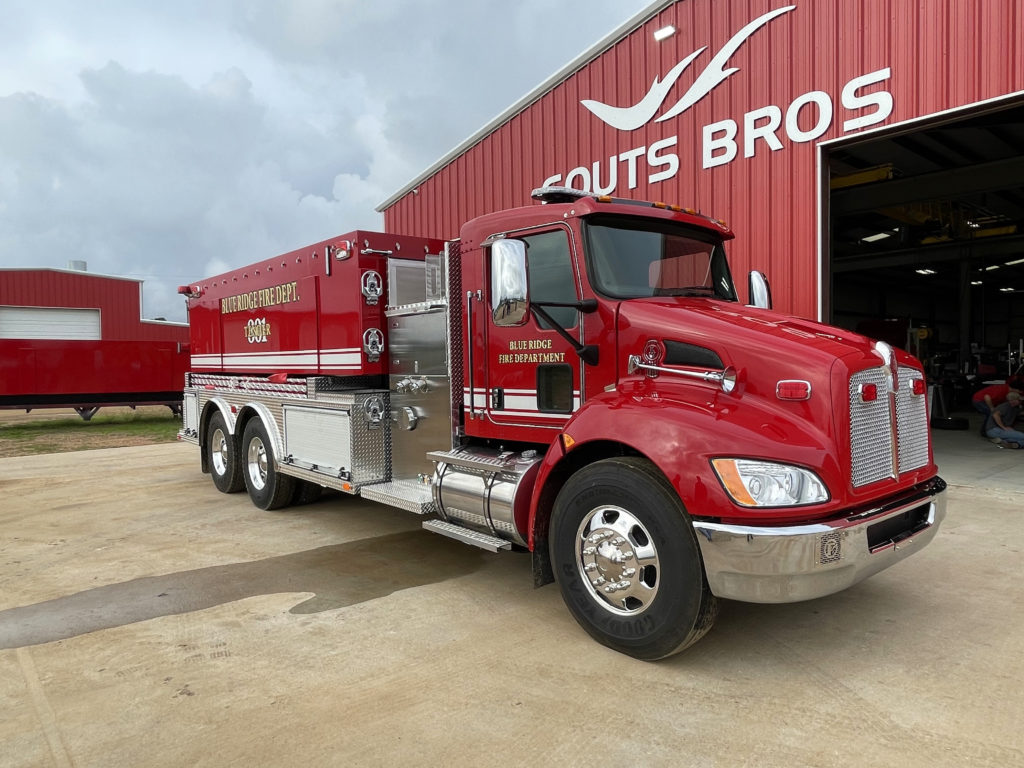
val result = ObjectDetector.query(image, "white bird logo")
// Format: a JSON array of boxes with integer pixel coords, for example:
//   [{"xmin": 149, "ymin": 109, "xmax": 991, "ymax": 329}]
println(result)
[{"xmin": 581, "ymin": 5, "xmax": 796, "ymax": 131}]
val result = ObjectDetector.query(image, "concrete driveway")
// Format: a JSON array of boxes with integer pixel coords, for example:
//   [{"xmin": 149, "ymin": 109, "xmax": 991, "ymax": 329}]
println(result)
[{"xmin": 1, "ymin": 443, "xmax": 1020, "ymax": 767}]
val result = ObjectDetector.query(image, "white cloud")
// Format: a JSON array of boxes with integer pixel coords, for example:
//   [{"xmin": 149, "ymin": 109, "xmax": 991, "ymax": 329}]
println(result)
[{"xmin": 0, "ymin": 1, "xmax": 652, "ymax": 322}]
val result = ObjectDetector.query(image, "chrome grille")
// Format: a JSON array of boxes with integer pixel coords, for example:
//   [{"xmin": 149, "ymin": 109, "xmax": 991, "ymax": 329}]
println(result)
[
  {"xmin": 849, "ymin": 365, "xmax": 930, "ymax": 487},
  {"xmin": 850, "ymin": 367, "xmax": 894, "ymax": 486},
  {"xmin": 896, "ymin": 368, "xmax": 930, "ymax": 473}
]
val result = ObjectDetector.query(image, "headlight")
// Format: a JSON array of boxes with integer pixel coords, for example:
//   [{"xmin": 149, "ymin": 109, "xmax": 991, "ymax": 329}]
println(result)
[{"xmin": 711, "ymin": 459, "xmax": 829, "ymax": 507}]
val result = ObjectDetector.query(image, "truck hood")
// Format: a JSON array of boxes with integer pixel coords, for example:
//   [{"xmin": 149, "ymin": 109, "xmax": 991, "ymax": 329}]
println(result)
[
  {"xmin": 613, "ymin": 297, "xmax": 923, "ymax": 464},
  {"xmin": 616, "ymin": 298, "xmax": 882, "ymax": 370},
  {"xmin": 606, "ymin": 297, "xmax": 934, "ymax": 521}
]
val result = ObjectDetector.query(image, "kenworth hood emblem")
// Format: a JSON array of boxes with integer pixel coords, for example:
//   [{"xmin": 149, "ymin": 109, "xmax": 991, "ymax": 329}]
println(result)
[{"xmin": 580, "ymin": 5, "xmax": 795, "ymax": 131}]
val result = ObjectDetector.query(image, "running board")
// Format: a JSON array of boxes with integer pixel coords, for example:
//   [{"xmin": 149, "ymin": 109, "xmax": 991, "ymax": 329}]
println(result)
[
  {"xmin": 422, "ymin": 519, "xmax": 511, "ymax": 552},
  {"xmin": 360, "ymin": 479, "xmax": 436, "ymax": 515}
]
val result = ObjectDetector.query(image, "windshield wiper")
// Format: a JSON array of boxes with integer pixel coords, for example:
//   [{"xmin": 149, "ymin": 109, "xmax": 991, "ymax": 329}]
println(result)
[{"xmin": 654, "ymin": 286, "xmax": 716, "ymax": 297}]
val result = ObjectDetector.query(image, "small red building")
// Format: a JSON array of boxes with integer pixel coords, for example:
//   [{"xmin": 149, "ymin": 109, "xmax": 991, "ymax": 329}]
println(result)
[{"xmin": 0, "ymin": 266, "xmax": 189, "ymax": 418}]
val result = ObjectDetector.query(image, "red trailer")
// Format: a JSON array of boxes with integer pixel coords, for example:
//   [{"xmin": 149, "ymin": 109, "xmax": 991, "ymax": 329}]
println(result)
[{"xmin": 0, "ymin": 267, "xmax": 189, "ymax": 419}]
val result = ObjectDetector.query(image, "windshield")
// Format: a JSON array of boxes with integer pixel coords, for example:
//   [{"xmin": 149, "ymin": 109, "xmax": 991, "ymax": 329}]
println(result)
[{"xmin": 583, "ymin": 215, "xmax": 738, "ymax": 301}]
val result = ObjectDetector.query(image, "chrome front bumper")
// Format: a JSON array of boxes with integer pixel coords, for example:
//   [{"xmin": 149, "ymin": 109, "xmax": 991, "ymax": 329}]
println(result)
[{"xmin": 692, "ymin": 477, "xmax": 947, "ymax": 603}]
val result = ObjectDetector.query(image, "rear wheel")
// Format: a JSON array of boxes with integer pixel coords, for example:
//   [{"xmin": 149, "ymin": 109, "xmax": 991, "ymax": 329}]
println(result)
[
  {"xmin": 550, "ymin": 456, "xmax": 717, "ymax": 660},
  {"xmin": 241, "ymin": 419, "xmax": 295, "ymax": 510},
  {"xmin": 208, "ymin": 411, "xmax": 243, "ymax": 493},
  {"xmin": 291, "ymin": 479, "xmax": 323, "ymax": 506}
]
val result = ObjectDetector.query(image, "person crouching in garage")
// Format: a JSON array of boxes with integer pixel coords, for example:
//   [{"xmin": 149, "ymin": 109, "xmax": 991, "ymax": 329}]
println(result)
[
  {"xmin": 985, "ymin": 390, "xmax": 1024, "ymax": 449},
  {"xmin": 972, "ymin": 377, "xmax": 1023, "ymax": 435}
]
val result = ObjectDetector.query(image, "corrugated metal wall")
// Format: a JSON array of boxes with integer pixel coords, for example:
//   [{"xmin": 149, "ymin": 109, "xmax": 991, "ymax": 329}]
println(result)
[
  {"xmin": 382, "ymin": 0, "xmax": 1024, "ymax": 319},
  {"xmin": 0, "ymin": 269, "xmax": 188, "ymax": 341}
]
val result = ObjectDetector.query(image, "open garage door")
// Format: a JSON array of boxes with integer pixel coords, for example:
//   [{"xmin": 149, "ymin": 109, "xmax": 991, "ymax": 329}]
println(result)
[{"xmin": 823, "ymin": 98, "xmax": 1024, "ymax": 414}]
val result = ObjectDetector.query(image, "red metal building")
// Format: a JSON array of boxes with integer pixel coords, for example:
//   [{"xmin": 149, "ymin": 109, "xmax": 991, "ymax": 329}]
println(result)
[
  {"xmin": 0, "ymin": 267, "xmax": 190, "ymax": 417},
  {"xmin": 380, "ymin": 0, "xmax": 1024, "ymax": 373}
]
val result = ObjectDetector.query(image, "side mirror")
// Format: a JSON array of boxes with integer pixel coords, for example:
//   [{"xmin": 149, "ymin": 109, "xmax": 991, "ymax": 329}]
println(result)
[
  {"xmin": 491, "ymin": 239, "xmax": 529, "ymax": 326},
  {"xmin": 748, "ymin": 270, "xmax": 772, "ymax": 309}
]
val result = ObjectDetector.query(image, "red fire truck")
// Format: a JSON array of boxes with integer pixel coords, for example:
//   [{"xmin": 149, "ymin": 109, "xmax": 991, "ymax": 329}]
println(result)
[{"xmin": 178, "ymin": 188, "xmax": 946, "ymax": 659}]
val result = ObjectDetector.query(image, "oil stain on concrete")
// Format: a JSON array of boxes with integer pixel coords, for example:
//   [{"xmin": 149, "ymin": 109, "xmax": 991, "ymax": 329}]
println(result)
[{"xmin": 0, "ymin": 531, "xmax": 488, "ymax": 649}]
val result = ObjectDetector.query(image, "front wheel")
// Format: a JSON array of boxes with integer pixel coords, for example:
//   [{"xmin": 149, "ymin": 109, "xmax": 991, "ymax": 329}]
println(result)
[
  {"xmin": 550, "ymin": 457, "xmax": 717, "ymax": 660},
  {"xmin": 241, "ymin": 418, "xmax": 295, "ymax": 510}
]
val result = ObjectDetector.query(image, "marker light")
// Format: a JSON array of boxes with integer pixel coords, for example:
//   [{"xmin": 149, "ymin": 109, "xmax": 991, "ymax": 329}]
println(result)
[
  {"xmin": 859, "ymin": 383, "xmax": 878, "ymax": 402},
  {"xmin": 712, "ymin": 459, "xmax": 829, "ymax": 508},
  {"xmin": 776, "ymin": 380, "xmax": 811, "ymax": 401},
  {"xmin": 911, "ymin": 377, "xmax": 926, "ymax": 396}
]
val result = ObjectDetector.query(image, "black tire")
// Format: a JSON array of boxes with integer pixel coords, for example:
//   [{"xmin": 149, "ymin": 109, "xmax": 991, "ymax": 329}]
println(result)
[
  {"xmin": 241, "ymin": 418, "xmax": 295, "ymax": 510},
  {"xmin": 291, "ymin": 479, "xmax": 323, "ymax": 506},
  {"xmin": 207, "ymin": 411, "xmax": 244, "ymax": 493},
  {"xmin": 550, "ymin": 457, "xmax": 718, "ymax": 660}
]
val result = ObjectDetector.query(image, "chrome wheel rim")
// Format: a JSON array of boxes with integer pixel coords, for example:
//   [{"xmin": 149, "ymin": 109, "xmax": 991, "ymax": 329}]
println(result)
[
  {"xmin": 246, "ymin": 436, "xmax": 268, "ymax": 491},
  {"xmin": 211, "ymin": 427, "xmax": 229, "ymax": 476},
  {"xmin": 576, "ymin": 505, "xmax": 660, "ymax": 615}
]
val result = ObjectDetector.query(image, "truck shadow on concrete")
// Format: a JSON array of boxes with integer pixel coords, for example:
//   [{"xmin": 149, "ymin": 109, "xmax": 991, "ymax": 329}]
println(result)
[{"xmin": 0, "ymin": 531, "xmax": 488, "ymax": 650}]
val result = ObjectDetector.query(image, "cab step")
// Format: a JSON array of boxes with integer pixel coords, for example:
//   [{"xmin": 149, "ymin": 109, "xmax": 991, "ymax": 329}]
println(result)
[
  {"xmin": 359, "ymin": 479, "xmax": 436, "ymax": 515},
  {"xmin": 422, "ymin": 519, "xmax": 511, "ymax": 552}
]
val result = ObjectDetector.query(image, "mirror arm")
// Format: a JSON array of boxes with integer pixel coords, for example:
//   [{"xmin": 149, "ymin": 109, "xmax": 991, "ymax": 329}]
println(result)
[
  {"xmin": 529, "ymin": 305, "xmax": 600, "ymax": 366},
  {"xmin": 532, "ymin": 298, "xmax": 599, "ymax": 314}
]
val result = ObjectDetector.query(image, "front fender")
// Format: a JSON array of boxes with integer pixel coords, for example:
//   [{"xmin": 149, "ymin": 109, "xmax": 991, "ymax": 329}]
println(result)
[{"xmin": 537, "ymin": 388, "xmax": 841, "ymax": 527}]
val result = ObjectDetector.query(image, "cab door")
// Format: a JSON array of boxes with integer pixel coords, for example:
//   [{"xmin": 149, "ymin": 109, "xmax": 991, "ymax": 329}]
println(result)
[{"xmin": 483, "ymin": 224, "xmax": 584, "ymax": 434}]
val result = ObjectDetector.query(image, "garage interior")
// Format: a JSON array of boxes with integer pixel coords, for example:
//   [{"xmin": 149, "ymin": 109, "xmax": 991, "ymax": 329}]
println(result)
[{"xmin": 826, "ymin": 99, "xmax": 1024, "ymax": 414}]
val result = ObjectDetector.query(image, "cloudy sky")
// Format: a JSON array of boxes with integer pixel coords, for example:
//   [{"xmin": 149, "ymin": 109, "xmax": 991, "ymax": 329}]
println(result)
[{"xmin": 0, "ymin": 0, "xmax": 652, "ymax": 323}]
